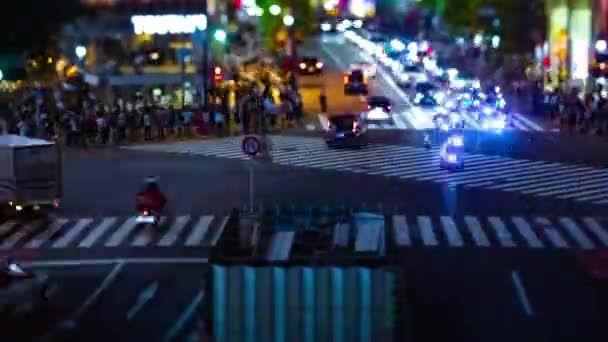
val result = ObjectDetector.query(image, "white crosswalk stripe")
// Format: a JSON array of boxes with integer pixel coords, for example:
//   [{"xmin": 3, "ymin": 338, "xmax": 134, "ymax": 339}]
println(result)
[
  {"xmin": 0, "ymin": 214, "xmax": 606, "ymax": 251},
  {"xmin": 125, "ymin": 136, "xmax": 608, "ymax": 206}
]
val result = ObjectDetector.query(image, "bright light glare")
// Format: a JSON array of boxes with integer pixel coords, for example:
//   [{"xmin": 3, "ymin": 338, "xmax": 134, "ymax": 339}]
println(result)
[
  {"xmin": 75, "ymin": 45, "xmax": 87, "ymax": 59},
  {"xmin": 283, "ymin": 15, "xmax": 294, "ymax": 26},
  {"xmin": 269, "ymin": 4, "xmax": 281, "ymax": 16},
  {"xmin": 321, "ymin": 23, "xmax": 331, "ymax": 31},
  {"xmin": 596, "ymin": 40, "xmax": 607, "ymax": 52},
  {"xmin": 390, "ymin": 39, "xmax": 405, "ymax": 52},
  {"xmin": 131, "ymin": 14, "xmax": 207, "ymax": 34},
  {"xmin": 353, "ymin": 20, "xmax": 363, "ymax": 28},
  {"xmin": 491, "ymin": 35, "xmax": 500, "ymax": 48}
]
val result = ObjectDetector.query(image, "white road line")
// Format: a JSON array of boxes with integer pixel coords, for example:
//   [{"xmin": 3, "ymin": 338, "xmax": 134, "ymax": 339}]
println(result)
[
  {"xmin": 512, "ymin": 113, "xmax": 544, "ymax": 131},
  {"xmin": 185, "ymin": 215, "xmax": 214, "ymax": 246},
  {"xmin": 440, "ymin": 216, "xmax": 464, "ymax": 247},
  {"xmin": 559, "ymin": 217, "xmax": 595, "ymax": 250},
  {"xmin": 488, "ymin": 217, "xmax": 516, "ymax": 247},
  {"xmin": 0, "ymin": 221, "xmax": 17, "ymax": 235},
  {"xmin": 418, "ymin": 216, "xmax": 438, "ymax": 246},
  {"xmin": 522, "ymin": 175, "xmax": 608, "ymax": 196},
  {"xmin": 25, "ymin": 219, "xmax": 69, "ymax": 249},
  {"xmin": 104, "ymin": 217, "xmax": 138, "ymax": 247},
  {"xmin": 535, "ymin": 217, "xmax": 569, "ymax": 248},
  {"xmin": 511, "ymin": 217, "xmax": 543, "ymax": 248},
  {"xmin": 464, "ymin": 216, "xmax": 490, "ymax": 247},
  {"xmin": 209, "ymin": 216, "xmax": 229, "ymax": 246},
  {"xmin": 79, "ymin": 217, "xmax": 117, "ymax": 248},
  {"xmin": 392, "ymin": 215, "xmax": 411, "ymax": 246},
  {"xmin": 28, "ymin": 258, "xmax": 209, "ymax": 267},
  {"xmin": 0, "ymin": 220, "xmax": 45, "ymax": 250},
  {"xmin": 158, "ymin": 215, "xmax": 191, "ymax": 247},
  {"xmin": 131, "ymin": 217, "xmax": 167, "ymax": 247},
  {"xmin": 52, "ymin": 218, "xmax": 93, "ymax": 248},
  {"xmin": 582, "ymin": 217, "xmax": 608, "ymax": 246},
  {"xmin": 511, "ymin": 270, "xmax": 535, "ymax": 316},
  {"xmin": 163, "ymin": 288, "xmax": 206, "ymax": 342}
]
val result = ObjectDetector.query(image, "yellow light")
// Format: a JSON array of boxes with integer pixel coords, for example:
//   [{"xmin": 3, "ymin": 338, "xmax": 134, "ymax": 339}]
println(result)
[{"xmin": 47, "ymin": 57, "xmax": 53, "ymax": 64}]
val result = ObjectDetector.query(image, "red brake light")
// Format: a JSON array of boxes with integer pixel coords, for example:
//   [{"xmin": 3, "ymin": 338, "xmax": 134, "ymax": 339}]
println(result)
[
  {"xmin": 143, "ymin": 210, "xmax": 149, "ymax": 216},
  {"xmin": 388, "ymin": 105, "xmax": 392, "ymax": 110}
]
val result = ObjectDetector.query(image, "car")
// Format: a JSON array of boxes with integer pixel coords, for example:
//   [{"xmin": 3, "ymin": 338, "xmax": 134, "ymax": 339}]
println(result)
[
  {"xmin": 324, "ymin": 113, "xmax": 368, "ymax": 147},
  {"xmin": 350, "ymin": 61, "xmax": 377, "ymax": 78},
  {"xmin": 298, "ymin": 57, "xmax": 323, "ymax": 75},
  {"xmin": 450, "ymin": 71, "xmax": 481, "ymax": 90},
  {"xmin": 367, "ymin": 96, "xmax": 392, "ymax": 112},
  {"xmin": 395, "ymin": 64, "xmax": 427, "ymax": 87},
  {"xmin": 415, "ymin": 81, "xmax": 444, "ymax": 101},
  {"xmin": 0, "ymin": 258, "xmax": 52, "ymax": 320},
  {"xmin": 344, "ymin": 69, "xmax": 368, "ymax": 95}
]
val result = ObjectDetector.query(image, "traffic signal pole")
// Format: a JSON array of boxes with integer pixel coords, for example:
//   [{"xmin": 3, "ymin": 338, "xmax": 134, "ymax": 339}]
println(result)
[
  {"xmin": 202, "ymin": 0, "xmax": 210, "ymax": 110},
  {"xmin": 289, "ymin": 0, "xmax": 299, "ymax": 90}
]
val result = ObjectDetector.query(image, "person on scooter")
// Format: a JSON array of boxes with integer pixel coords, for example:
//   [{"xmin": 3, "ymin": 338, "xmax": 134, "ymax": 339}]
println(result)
[{"xmin": 135, "ymin": 177, "xmax": 167, "ymax": 218}]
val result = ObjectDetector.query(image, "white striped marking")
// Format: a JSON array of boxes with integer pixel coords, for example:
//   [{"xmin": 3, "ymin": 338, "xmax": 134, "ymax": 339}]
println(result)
[
  {"xmin": 440, "ymin": 216, "xmax": 464, "ymax": 247},
  {"xmin": 52, "ymin": 218, "xmax": 94, "ymax": 248},
  {"xmin": 488, "ymin": 217, "xmax": 516, "ymax": 247},
  {"xmin": 535, "ymin": 217, "xmax": 568, "ymax": 248},
  {"xmin": 582, "ymin": 217, "xmax": 608, "ymax": 246},
  {"xmin": 104, "ymin": 217, "xmax": 138, "ymax": 247},
  {"xmin": 512, "ymin": 270, "xmax": 534, "ymax": 316},
  {"xmin": 464, "ymin": 216, "xmax": 490, "ymax": 247},
  {"xmin": 0, "ymin": 221, "xmax": 17, "ymax": 236},
  {"xmin": 559, "ymin": 217, "xmax": 595, "ymax": 250},
  {"xmin": 418, "ymin": 216, "xmax": 438, "ymax": 246},
  {"xmin": 131, "ymin": 217, "xmax": 167, "ymax": 247},
  {"xmin": 25, "ymin": 219, "xmax": 69, "ymax": 249},
  {"xmin": 392, "ymin": 215, "xmax": 411, "ymax": 246},
  {"xmin": 511, "ymin": 217, "xmax": 543, "ymax": 248},
  {"xmin": 157, "ymin": 215, "xmax": 191, "ymax": 247},
  {"xmin": 0, "ymin": 221, "xmax": 45, "ymax": 250},
  {"xmin": 184, "ymin": 216, "xmax": 214, "ymax": 246},
  {"xmin": 79, "ymin": 218, "xmax": 117, "ymax": 248}
]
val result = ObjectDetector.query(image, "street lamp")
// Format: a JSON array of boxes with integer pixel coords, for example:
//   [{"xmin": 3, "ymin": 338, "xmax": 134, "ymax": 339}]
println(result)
[
  {"xmin": 75, "ymin": 45, "xmax": 87, "ymax": 61},
  {"xmin": 283, "ymin": 15, "xmax": 294, "ymax": 27},
  {"xmin": 214, "ymin": 29, "xmax": 227, "ymax": 42},
  {"xmin": 269, "ymin": 4, "xmax": 281, "ymax": 16}
]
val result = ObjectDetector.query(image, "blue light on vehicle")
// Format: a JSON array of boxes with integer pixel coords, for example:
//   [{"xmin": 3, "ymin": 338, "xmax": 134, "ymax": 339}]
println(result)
[
  {"xmin": 446, "ymin": 154, "xmax": 458, "ymax": 163},
  {"xmin": 448, "ymin": 135, "xmax": 464, "ymax": 147},
  {"xmin": 483, "ymin": 106, "xmax": 494, "ymax": 115}
]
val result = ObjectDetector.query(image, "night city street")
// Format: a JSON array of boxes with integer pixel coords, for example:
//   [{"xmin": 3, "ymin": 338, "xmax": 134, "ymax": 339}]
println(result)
[{"xmin": 2, "ymin": 0, "xmax": 608, "ymax": 341}]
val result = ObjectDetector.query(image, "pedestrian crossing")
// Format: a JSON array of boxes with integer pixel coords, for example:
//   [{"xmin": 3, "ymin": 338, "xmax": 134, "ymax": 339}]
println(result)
[
  {"xmin": 0, "ymin": 215, "xmax": 228, "ymax": 251},
  {"xmin": 124, "ymin": 136, "xmax": 608, "ymax": 205},
  {"xmin": 1, "ymin": 214, "xmax": 606, "ymax": 252}
]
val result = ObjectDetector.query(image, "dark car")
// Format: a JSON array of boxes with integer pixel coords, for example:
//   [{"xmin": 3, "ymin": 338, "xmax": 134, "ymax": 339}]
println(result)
[
  {"xmin": 344, "ymin": 70, "xmax": 368, "ymax": 95},
  {"xmin": 324, "ymin": 113, "xmax": 368, "ymax": 147},
  {"xmin": 367, "ymin": 96, "xmax": 392, "ymax": 112},
  {"xmin": 415, "ymin": 82, "xmax": 440, "ymax": 96},
  {"xmin": 298, "ymin": 57, "xmax": 323, "ymax": 75}
]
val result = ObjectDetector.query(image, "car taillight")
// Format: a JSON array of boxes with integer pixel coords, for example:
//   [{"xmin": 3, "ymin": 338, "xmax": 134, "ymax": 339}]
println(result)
[
  {"xmin": 143, "ymin": 210, "xmax": 149, "ymax": 216},
  {"xmin": 343, "ymin": 75, "xmax": 349, "ymax": 84},
  {"xmin": 363, "ymin": 75, "xmax": 368, "ymax": 84},
  {"xmin": 352, "ymin": 120, "xmax": 359, "ymax": 132},
  {"xmin": 387, "ymin": 105, "xmax": 392, "ymax": 110}
]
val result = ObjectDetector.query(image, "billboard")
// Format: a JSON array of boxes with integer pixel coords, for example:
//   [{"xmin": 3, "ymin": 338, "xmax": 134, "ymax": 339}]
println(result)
[{"xmin": 131, "ymin": 14, "xmax": 207, "ymax": 35}]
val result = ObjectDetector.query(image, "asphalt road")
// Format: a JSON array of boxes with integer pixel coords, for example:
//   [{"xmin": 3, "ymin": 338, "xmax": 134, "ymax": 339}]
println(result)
[{"xmin": 3, "ymin": 261, "xmax": 207, "ymax": 342}]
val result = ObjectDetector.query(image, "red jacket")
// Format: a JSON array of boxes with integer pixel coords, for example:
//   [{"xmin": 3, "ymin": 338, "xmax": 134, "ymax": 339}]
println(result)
[{"xmin": 136, "ymin": 188, "xmax": 167, "ymax": 212}]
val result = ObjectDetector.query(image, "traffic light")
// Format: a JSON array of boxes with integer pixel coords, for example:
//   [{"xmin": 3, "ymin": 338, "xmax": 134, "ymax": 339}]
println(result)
[
  {"xmin": 214, "ymin": 29, "xmax": 227, "ymax": 43},
  {"xmin": 213, "ymin": 66, "xmax": 223, "ymax": 83}
]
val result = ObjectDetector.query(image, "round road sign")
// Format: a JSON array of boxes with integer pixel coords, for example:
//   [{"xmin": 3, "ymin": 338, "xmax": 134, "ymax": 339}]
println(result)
[{"xmin": 242, "ymin": 135, "xmax": 261, "ymax": 156}]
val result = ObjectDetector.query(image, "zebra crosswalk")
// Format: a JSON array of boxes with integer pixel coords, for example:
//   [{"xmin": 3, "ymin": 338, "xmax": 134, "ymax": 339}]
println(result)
[
  {"xmin": 0, "ymin": 215, "xmax": 227, "ymax": 251},
  {"xmin": 1, "ymin": 214, "xmax": 607, "ymax": 252},
  {"xmin": 390, "ymin": 215, "xmax": 608, "ymax": 250},
  {"xmin": 124, "ymin": 136, "xmax": 608, "ymax": 205}
]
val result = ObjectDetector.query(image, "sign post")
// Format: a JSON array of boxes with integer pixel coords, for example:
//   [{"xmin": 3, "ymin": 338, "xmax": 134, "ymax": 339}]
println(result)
[{"xmin": 242, "ymin": 135, "xmax": 262, "ymax": 213}]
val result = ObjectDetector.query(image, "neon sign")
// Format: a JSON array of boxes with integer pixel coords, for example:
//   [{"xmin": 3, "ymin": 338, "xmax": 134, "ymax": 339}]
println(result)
[{"xmin": 131, "ymin": 14, "xmax": 207, "ymax": 35}]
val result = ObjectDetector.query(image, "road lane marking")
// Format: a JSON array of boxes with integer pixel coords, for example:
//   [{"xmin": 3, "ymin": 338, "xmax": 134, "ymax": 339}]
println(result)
[
  {"xmin": 79, "ymin": 217, "xmax": 117, "ymax": 248},
  {"xmin": 440, "ymin": 216, "xmax": 464, "ymax": 247},
  {"xmin": 464, "ymin": 216, "xmax": 490, "ymax": 247},
  {"xmin": 185, "ymin": 215, "xmax": 214, "ymax": 246},
  {"xmin": 582, "ymin": 217, "xmax": 608, "ymax": 246},
  {"xmin": 131, "ymin": 217, "xmax": 167, "ymax": 246},
  {"xmin": 559, "ymin": 217, "xmax": 595, "ymax": 250},
  {"xmin": 158, "ymin": 215, "xmax": 191, "ymax": 246},
  {"xmin": 163, "ymin": 288, "xmax": 206, "ymax": 342},
  {"xmin": 511, "ymin": 270, "xmax": 534, "ymax": 317},
  {"xmin": 127, "ymin": 281, "xmax": 159, "ymax": 320},
  {"xmin": 0, "ymin": 220, "xmax": 45, "ymax": 250},
  {"xmin": 104, "ymin": 217, "xmax": 138, "ymax": 247},
  {"xmin": 418, "ymin": 216, "xmax": 438, "ymax": 246},
  {"xmin": 512, "ymin": 113, "xmax": 544, "ymax": 131},
  {"xmin": 511, "ymin": 217, "xmax": 543, "ymax": 248},
  {"xmin": 488, "ymin": 217, "xmax": 516, "ymax": 247},
  {"xmin": 0, "ymin": 221, "xmax": 17, "ymax": 236},
  {"xmin": 39, "ymin": 262, "xmax": 125, "ymax": 341},
  {"xmin": 25, "ymin": 219, "xmax": 69, "ymax": 249},
  {"xmin": 535, "ymin": 217, "xmax": 569, "ymax": 248},
  {"xmin": 27, "ymin": 258, "xmax": 209, "ymax": 267},
  {"xmin": 392, "ymin": 215, "xmax": 411, "ymax": 246},
  {"xmin": 52, "ymin": 218, "xmax": 93, "ymax": 248}
]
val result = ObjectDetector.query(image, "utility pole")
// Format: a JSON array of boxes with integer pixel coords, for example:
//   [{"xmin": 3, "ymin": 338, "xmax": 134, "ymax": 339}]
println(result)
[
  {"xmin": 289, "ymin": 0, "xmax": 298, "ymax": 90},
  {"xmin": 202, "ymin": 0, "xmax": 210, "ymax": 111}
]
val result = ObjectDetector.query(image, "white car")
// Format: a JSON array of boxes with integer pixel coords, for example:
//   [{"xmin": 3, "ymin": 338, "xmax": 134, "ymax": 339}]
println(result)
[
  {"xmin": 350, "ymin": 62, "xmax": 377, "ymax": 78},
  {"xmin": 395, "ymin": 64, "xmax": 427, "ymax": 87}
]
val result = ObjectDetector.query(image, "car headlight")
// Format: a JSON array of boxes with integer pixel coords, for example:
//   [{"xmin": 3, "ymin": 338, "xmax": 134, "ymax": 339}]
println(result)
[
  {"xmin": 449, "ymin": 136, "xmax": 464, "ymax": 147},
  {"xmin": 316, "ymin": 62, "xmax": 323, "ymax": 68},
  {"xmin": 473, "ymin": 80, "xmax": 481, "ymax": 88},
  {"xmin": 299, "ymin": 63, "xmax": 306, "ymax": 69},
  {"xmin": 434, "ymin": 92, "xmax": 445, "ymax": 101},
  {"xmin": 321, "ymin": 23, "xmax": 331, "ymax": 31},
  {"xmin": 483, "ymin": 107, "xmax": 493, "ymax": 115},
  {"xmin": 446, "ymin": 154, "xmax": 458, "ymax": 163}
]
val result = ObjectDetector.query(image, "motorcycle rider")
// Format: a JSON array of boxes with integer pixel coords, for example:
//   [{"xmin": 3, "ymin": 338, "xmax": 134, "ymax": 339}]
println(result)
[{"xmin": 135, "ymin": 177, "xmax": 167, "ymax": 220}]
